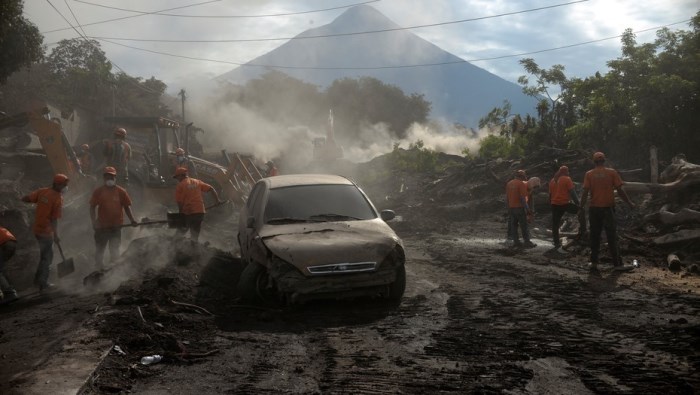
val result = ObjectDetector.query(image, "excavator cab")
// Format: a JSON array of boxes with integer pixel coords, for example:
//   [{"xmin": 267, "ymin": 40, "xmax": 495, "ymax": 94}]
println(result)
[{"xmin": 103, "ymin": 116, "xmax": 260, "ymax": 206}]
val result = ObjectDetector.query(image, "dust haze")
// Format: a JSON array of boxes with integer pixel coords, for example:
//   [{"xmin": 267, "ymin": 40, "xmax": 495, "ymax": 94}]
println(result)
[{"xmin": 185, "ymin": 84, "xmax": 488, "ymax": 169}]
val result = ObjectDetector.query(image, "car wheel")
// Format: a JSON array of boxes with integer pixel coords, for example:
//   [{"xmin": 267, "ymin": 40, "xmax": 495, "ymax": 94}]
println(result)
[
  {"xmin": 387, "ymin": 264, "xmax": 406, "ymax": 302},
  {"xmin": 237, "ymin": 261, "xmax": 277, "ymax": 304}
]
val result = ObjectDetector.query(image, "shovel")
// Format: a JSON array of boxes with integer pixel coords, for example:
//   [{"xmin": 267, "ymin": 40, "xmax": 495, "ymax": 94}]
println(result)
[
  {"xmin": 55, "ymin": 240, "xmax": 75, "ymax": 278},
  {"xmin": 166, "ymin": 200, "xmax": 230, "ymax": 229}
]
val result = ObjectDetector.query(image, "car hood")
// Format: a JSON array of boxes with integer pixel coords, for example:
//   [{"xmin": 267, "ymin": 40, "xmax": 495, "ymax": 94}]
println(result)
[{"xmin": 260, "ymin": 219, "xmax": 400, "ymax": 268}]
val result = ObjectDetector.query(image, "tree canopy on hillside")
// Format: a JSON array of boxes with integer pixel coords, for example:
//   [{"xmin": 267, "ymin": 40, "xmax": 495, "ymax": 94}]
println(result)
[
  {"xmin": 222, "ymin": 72, "xmax": 431, "ymax": 143},
  {"xmin": 476, "ymin": 12, "xmax": 700, "ymax": 167}
]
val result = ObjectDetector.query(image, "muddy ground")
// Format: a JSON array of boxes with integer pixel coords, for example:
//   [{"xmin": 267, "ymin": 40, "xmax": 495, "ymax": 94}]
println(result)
[{"xmin": 1, "ymin": 164, "xmax": 699, "ymax": 394}]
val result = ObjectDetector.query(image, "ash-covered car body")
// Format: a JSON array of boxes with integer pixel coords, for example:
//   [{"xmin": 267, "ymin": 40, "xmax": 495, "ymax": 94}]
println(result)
[{"xmin": 237, "ymin": 174, "xmax": 405, "ymax": 303}]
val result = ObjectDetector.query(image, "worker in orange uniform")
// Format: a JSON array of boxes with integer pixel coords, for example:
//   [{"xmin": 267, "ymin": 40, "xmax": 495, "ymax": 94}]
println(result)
[
  {"xmin": 548, "ymin": 166, "xmax": 580, "ymax": 253},
  {"xmin": 78, "ymin": 143, "xmax": 94, "ymax": 175},
  {"xmin": 579, "ymin": 152, "xmax": 635, "ymax": 271},
  {"xmin": 21, "ymin": 174, "xmax": 69, "ymax": 291},
  {"xmin": 173, "ymin": 167, "xmax": 221, "ymax": 241},
  {"xmin": 89, "ymin": 167, "xmax": 138, "ymax": 268},
  {"xmin": 506, "ymin": 170, "xmax": 536, "ymax": 248},
  {"xmin": 0, "ymin": 226, "xmax": 18, "ymax": 304},
  {"xmin": 103, "ymin": 127, "xmax": 131, "ymax": 184}
]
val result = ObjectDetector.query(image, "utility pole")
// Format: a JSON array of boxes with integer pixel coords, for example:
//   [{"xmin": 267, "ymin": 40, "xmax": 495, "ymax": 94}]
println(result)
[
  {"xmin": 112, "ymin": 85, "xmax": 116, "ymax": 116},
  {"xmin": 178, "ymin": 89, "xmax": 186, "ymax": 126}
]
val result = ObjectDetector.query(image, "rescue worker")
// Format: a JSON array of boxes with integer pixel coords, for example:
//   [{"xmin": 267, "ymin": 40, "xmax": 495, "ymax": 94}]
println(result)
[
  {"xmin": 548, "ymin": 166, "xmax": 580, "ymax": 252},
  {"xmin": 173, "ymin": 167, "xmax": 221, "ymax": 241},
  {"xmin": 579, "ymin": 152, "xmax": 635, "ymax": 271},
  {"xmin": 89, "ymin": 167, "xmax": 138, "ymax": 268},
  {"xmin": 0, "ymin": 226, "xmax": 18, "ymax": 304},
  {"xmin": 505, "ymin": 175, "xmax": 540, "ymax": 243},
  {"xmin": 103, "ymin": 127, "xmax": 131, "ymax": 184},
  {"xmin": 265, "ymin": 160, "xmax": 278, "ymax": 177},
  {"xmin": 21, "ymin": 174, "xmax": 69, "ymax": 291},
  {"xmin": 173, "ymin": 148, "xmax": 197, "ymax": 177},
  {"xmin": 506, "ymin": 170, "xmax": 536, "ymax": 248},
  {"xmin": 78, "ymin": 143, "xmax": 94, "ymax": 175}
]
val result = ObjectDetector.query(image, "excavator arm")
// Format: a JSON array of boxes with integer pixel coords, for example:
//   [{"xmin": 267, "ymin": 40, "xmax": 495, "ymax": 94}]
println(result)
[{"xmin": 0, "ymin": 107, "xmax": 83, "ymax": 179}]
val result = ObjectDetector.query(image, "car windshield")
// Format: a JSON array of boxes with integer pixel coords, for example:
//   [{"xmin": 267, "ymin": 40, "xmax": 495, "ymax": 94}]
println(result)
[{"xmin": 264, "ymin": 184, "xmax": 376, "ymax": 224}]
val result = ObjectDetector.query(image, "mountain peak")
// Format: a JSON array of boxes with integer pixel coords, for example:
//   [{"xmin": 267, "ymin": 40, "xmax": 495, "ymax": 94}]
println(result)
[
  {"xmin": 299, "ymin": 5, "xmax": 400, "ymax": 37},
  {"xmin": 333, "ymin": 5, "xmax": 401, "ymax": 31}
]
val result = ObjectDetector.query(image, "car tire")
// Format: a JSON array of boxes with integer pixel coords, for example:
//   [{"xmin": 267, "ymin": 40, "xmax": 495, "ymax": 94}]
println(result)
[
  {"xmin": 237, "ymin": 261, "xmax": 276, "ymax": 303},
  {"xmin": 387, "ymin": 264, "xmax": 406, "ymax": 302}
]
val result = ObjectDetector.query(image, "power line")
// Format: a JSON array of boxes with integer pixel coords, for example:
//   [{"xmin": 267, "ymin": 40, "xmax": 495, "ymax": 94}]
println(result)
[
  {"xmin": 85, "ymin": 0, "xmax": 591, "ymax": 43},
  {"xmin": 93, "ymin": 20, "xmax": 690, "ymax": 71},
  {"xmin": 41, "ymin": 0, "xmax": 378, "ymax": 34},
  {"xmin": 64, "ymin": 0, "xmax": 88, "ymax": 39},
  {"xmin": 74, "ymin": 0, "xmax": 380, "ymax": 18},
  {"xmin": 42, "ymin": 0, "xmax": 222, "ymax": 34}
]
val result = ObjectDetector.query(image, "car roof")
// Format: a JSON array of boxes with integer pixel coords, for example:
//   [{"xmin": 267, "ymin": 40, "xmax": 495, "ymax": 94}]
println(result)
[{"xmin": 266, "ymin": 174, "xmax": 354, "ymax": 189}]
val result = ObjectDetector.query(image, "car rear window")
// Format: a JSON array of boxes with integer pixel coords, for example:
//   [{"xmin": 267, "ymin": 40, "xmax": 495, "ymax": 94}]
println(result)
[{"xmin": 264, "ymin": 184, "xmax": 376, "ymax": 223}]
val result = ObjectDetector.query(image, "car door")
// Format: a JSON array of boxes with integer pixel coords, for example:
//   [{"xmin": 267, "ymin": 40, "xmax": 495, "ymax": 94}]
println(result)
[{"xmin": 239, "ymin": 181, "xmax": 265, "ymax": 261}]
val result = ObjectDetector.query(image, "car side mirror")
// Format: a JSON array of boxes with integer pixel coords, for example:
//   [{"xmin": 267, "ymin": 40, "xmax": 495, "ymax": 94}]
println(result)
[
  {"xmin": 380, "ymin": 210, "xmax": 395, "ymax": 221},
  {"xmin": 246, "ymin": 216, "xmax": 255, "ymax": 228}
]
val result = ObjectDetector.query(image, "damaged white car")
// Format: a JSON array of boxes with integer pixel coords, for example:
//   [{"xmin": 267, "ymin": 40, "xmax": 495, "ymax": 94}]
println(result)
[{"xmin": 237, "ymin": 174, "xmax": 406, "ymax": 304}]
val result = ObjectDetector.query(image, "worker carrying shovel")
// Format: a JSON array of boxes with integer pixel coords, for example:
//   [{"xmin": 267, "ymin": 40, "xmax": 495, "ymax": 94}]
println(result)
[
  {"xmin": 21, "ymin": 174, "xmax": 68, "ymax": 291},
  {"xmin": 173, "ymin": 167, "xmax": 222, "ymax": 242},
  {"xmin": 89, "ymin": 167, "xmax": 138, "ymax": 269}
]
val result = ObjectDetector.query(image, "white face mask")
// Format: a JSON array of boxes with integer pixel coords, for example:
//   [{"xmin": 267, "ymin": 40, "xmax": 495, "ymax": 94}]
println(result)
[
  {"xmin": 105, "ymin": 180, "xmax": 116, "ymax": 187},
  {"xmin": 61, "ymin": 186, "xmax": 69, "ymax": 194},
  {"xmin": 177, "ymin": 156, "xmax": 186, "ymax": 163}
]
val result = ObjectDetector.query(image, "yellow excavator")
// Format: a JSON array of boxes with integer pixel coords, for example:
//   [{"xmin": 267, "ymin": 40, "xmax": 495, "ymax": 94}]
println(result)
[
  {"xmin": 0, "ymin": 107, "xmax": 260, "ymax": 207},
  {"xmin": 102, "ymin": 115, "xmax": 260, "ymax": 206},
  {"xmin": 0, "ymin": 107, "xmax": 90, "ymax": 193}
]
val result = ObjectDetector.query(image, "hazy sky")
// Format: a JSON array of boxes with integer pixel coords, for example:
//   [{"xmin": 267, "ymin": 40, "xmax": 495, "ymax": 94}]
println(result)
[{"xmin": 25, "ymin": 0, "xmax": 699, "ymax": 95}]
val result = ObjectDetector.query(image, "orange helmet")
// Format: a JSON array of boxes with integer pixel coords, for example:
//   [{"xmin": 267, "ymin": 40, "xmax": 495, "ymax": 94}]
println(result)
[
  {"xmin": 175, "ymin": 148, "xmax": 185, "ymax": 155},
  {"xmin": 81, "ymin": 143, "xmax": 90, "ymax": 150},
  {"xmin": 103, "ymin": 166, "xmax": 117, "ymax": 176},
  {"xmin": 53, "ymin": 174, "xmax": 69, "ymax": 184},
  {"xmin": 114, "ymin": 128, "xmax": 127, "ymax": 138},
  {"xmin": 173, "ymin": 167, "xmax": 188, "ymax": 178},
  {"xmin": 593, "ymin": 152, "xmax": 605, "ymax": 161}
]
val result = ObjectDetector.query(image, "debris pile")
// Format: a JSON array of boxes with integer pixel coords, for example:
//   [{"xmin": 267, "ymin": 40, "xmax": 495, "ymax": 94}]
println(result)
[
  {"xmin": 81, "ymin": 235, "xmax": 244, "ymax": 394},
  {"xmin": 359, "ymin": 149, "xmax": 699, "ymax": 272}
]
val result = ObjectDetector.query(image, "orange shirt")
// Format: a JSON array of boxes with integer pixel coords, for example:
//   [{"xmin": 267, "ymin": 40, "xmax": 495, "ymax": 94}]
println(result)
[
  {"xmin": 175, "ymin": 177, "xmax": 213, "ymax": 215},
  {"xmin": 506, "ymin": 179, "xmax": 528, "ymax": 208},
  {"xmin": 0, "ymin": 226, "xmax": 16, "ymax": 245},
  {"xmin": 583, "ymin": 167, "xmax": 623, "ymax": 207},
  {"xmin": 27, "ymin": 187, "xmax": 63, "ymax": 236},
  {"xmin": 90, "ymin": 185, "xmax": 133, "ymax": 228},
  {"xmin": 549, "ymin": 176, "xmax": 575, "ymax": 205}
]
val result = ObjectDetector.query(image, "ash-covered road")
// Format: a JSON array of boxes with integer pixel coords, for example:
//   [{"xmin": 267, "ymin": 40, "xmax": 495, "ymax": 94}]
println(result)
[{"xmin": 120, "ymin": 220, "xmax": 700, "ymax": 394}]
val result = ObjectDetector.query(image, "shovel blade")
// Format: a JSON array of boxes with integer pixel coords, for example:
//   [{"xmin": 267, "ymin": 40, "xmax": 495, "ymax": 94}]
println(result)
[{"xmin": 57, "ymin": 258, "xmax": 75, "ymax": 278}]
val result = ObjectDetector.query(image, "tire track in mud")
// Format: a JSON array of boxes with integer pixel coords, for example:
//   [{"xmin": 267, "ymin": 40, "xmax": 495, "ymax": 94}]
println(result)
[{"xmin": 418, "ymin": 235, "xmax": 700, "ymax": 394}]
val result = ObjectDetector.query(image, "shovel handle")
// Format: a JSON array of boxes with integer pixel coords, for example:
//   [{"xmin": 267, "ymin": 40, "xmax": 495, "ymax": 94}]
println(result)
[
  {"xmin": 205, "ymin": 200, "xmax": 229, "ymax": 211},
  {"xmin": 55, "ymin": 240, "xmax": 66, "ymax": 260}
]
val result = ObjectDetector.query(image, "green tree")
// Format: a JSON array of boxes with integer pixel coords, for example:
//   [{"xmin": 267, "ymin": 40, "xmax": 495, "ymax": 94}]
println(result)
[
  {"xmin": 479, "ymin": 100, "xmax": 513, "ymax": 138},
  {"xmin": 517, "ymin": 58, "xmax": 575, "ymax": 148},
  {"xmin": 0, "ymin": 0, "xmax": 44, "ymax": 84},
  {"xmin": 46, "ymin": 39, "xmax": 114, "ymax": 113},
  {"xmin": 326, "ymin": 76, "xmax": 431, "ymax": 141},
  {"xmin": 565, "ymin": 15, "xmax": 700, "ymax": 165}
]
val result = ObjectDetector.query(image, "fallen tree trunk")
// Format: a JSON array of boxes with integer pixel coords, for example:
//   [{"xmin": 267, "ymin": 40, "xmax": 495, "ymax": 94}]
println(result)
[
  {"xmin": 644, "ymin": 206, "xmax": 700, "ymax": 226},
  {"xmin": 667, "ymin": 254, "xmax": 682, "ymax": 271},
  {"xmin": 652, "ymin": 229, "xmax": 700, "ymax": 245},
  {"xmin": 660, "ymin": 155, "xmax": 700, "ymax": 183},
  {"xmin": 623, "ymin": 171, "xmax": 700, "ymax": 196}
]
